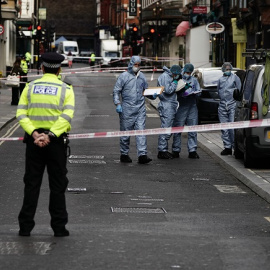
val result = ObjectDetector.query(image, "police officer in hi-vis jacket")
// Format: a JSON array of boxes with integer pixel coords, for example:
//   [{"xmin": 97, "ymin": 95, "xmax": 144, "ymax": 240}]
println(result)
[{"xmin": 16, "ymin": 52, "xmax": 75, "ymax": 237}]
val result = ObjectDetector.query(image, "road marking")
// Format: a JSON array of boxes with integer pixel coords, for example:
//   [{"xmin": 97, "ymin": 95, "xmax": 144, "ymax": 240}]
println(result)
[
  {"xmin": 67, "ymin": 188, "xmax": 87, "ymax": 193},
  {"xmin": 264, "ymin": 217, "xmax": 270, "ymax": 223},
  {"xmin": 0, "ymin": 122, "xmax": 20, "ymax": 146},
  {"xmin": 214, "ymin": 185, "xmax": 246, "ymax": 193},
  {"xmin": 247, "ymin": 169, "xmax": 255, "ymax": 175},
  {"xmin": 192, "ymin": 178, "xmax": 209, "ymax": 181},
  {"xmin": 146, "ymin": 113, "xmax": 159, "ymax": 118},
  {"xmin": 145, "ymin": 104, "xmax": 151, "ymax": 111},
  {"xmin": 0, "ymin": 242, "xmax": 53, "ymax": 255}
]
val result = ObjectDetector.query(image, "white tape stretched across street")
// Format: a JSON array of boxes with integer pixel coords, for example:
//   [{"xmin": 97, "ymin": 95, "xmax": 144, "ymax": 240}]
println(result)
[{"xmin": 1, "ymin": 119, "xmax": 269, "ymax": 142}]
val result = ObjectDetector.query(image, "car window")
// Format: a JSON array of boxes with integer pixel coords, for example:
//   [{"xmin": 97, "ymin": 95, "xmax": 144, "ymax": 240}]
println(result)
[
  {"xmin": 202, "ymin": 70, "xmax": 223, "ymax": 87},
  {"xmin": 242, "ymin": 70, "xmax": 255, "ymax": 101}
]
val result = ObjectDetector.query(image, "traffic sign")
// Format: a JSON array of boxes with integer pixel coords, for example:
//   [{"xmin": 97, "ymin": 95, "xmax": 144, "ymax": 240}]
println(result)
[{"xmin": 0, "ymin": 24, "xmax": 4, "ymax": 36}]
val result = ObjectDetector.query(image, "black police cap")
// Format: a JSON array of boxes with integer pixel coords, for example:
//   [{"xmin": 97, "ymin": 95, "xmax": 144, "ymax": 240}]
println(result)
[{"xmin": 41, "ymin": 52, "xmax": 65, "ymax": 68}]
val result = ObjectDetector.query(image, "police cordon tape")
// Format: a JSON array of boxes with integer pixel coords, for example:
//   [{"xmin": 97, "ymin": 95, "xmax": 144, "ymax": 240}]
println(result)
[
  {"xmin": 1, "ymin": 119, "xmax": 269, "ymax": 142},
  {"xmin": 0, "ymin": 67, "xmax": 162, "ymax": 83}
]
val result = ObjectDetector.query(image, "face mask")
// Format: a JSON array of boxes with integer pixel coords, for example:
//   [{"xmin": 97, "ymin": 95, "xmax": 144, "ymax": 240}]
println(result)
[
  {"xmin": 183, "ymin": 73, "xmax": 190, "ymax": 80},
  {"xmin": 224, "ymin": 71, "xmax": 231, "ymax": 76},
  {"xmin": 174, "ymin": 75, "xmax": 180, "ymax": 80},
  {"xmin": 133, "ymin": 66, "xmax": 140, "ymax": 73}
]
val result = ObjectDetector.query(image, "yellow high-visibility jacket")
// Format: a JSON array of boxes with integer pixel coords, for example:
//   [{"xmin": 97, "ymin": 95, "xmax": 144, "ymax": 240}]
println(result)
[
  {"xmin": 25, "ymin": 52, "xmax": 31, "ymax": 62},
  {"xmin": 21, "ymin": 60, "xmax": 28, "ymax": 74},
  {"xmin": 16, "ymin": 73, "xmax": 75, "ymax": 137},
  {"xmin": 90, "ymin": 53, "xmax": 95, "ymax": 62}
]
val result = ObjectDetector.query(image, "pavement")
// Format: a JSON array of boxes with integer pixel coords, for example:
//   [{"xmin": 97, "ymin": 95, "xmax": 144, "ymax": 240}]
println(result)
[
  {"xmin": 1, "ymin": 78, "xmax": 270, "ymax": 206},
  {"xmin": 149, "ymin": 99, "xmax": 270, "ymax": 205}
]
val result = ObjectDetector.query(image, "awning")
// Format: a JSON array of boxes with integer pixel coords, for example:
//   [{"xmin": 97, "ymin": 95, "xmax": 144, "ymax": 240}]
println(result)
[{"xmin": 176, "ymin": 21, "xmax": 190, "ymax": 37}]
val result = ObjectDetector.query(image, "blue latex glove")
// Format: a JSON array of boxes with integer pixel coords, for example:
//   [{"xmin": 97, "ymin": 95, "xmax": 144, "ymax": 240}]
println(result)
[
  {"xmin": 184, "ymin": 83, "xmax": 191, "ymax": 90},
  {"xmin": 116, "ymin": 104, "xmax": 122, "ymax": 113},
  {"xmin": 153, "ymin": 93, "xmax": 159, "ymax": 99},
  {"xmin": 173, "ymin": 80, "xmax": 178, "ymax": 84}
]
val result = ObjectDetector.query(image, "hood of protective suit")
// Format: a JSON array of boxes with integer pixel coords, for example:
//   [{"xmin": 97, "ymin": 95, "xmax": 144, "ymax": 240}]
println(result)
[
  {"xmin": 162, "ymin": 66, "xmax": 173, "ymax": 76},
  {"xmin": 222, "ymin": 62, "xmax": 233, "ymax": 72},
  {"xmin": 128, "ymin": 56, "xmax": 141, "ymax": 74}
]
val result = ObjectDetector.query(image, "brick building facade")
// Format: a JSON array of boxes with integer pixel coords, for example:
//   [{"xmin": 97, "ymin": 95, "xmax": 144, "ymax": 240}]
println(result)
[{"xmin": 39, "ymin": 0, "xmax": 96, "ymax": 52}]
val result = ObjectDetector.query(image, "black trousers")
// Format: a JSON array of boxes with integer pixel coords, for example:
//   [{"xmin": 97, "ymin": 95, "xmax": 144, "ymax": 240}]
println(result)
[
  {"xmin": 18, "ymin": 136, "xmax": 69, "ymax": 233},
  {"xmin": 11, "ymin": 86, "xmax": 19, "ymax": 105},
  {"xmin": 20, "ymin": 74, "xmax": 28, "ymax": 94}
]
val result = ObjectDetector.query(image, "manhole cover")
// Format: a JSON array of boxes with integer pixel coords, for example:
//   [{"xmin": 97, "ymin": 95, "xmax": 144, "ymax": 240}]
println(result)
[
  {"xmin": 110, "ymin": 207, "xmax": 166, "ymax": 214},
  {"xmin": 0, "ymin": 242, "xmax": 54, "ymax": 255}
]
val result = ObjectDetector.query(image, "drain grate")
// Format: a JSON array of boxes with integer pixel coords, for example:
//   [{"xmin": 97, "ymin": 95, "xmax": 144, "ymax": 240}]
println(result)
[
  {"xmin": 111, "ymin": 207, "xmax": 167, "ymax": 214},
  {"xmin": 69, "ymin": 155, "xmax": 104, "ymax": 159},
  {"xmin": 130, "ymin": 198, "xmax": 164, "ymax": 202},
  {"xmin": 86, "ymin": 115, "xmax": 110, "ymax": 117},
  {"xmin": 214, "ymin": 185, "xmax": 246, "ymax": 193},
  {"xmin": 0, "ymin": 242, "xmax": 54, "ymax": 255},
  {"xmin": 68, "ymin": 160, "xmax": 106, "ymax": 164}
]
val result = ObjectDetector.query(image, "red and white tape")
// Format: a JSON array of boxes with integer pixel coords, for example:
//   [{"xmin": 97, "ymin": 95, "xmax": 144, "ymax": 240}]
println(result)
[{"xmin": 2, "ymin": 119, "xmax": 269, "ymax": 142}]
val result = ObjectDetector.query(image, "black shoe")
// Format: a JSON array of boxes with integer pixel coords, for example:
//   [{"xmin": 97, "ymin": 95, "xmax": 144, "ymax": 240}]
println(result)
[
  {"xmin": 157, "ymin": 151, "xmax": 174, "ymax": 159},
  {"xmin": 188, "ymin": 151, "xmax": 200, "ymax": 159},
  {"xmin": 221, "ymin": 148, "xmax": 232, "ymax": 155},
  {"xmin": 120, "ymin": 154, "xmax": 132, "ymax": 163},
  {"xmin": 18, "ymin": 230, "xmax": 30, "ymax": 236},
  {"xmin": 172, "ymin": 151, "xmax": 180, "ymax": 158},
  {"xmin": 138, "ymin": 155, "xmax": 152, "ymax": 164},
  {"xmin": 54, "ymin": 229, "xmax": 69, "ymax": 237}
]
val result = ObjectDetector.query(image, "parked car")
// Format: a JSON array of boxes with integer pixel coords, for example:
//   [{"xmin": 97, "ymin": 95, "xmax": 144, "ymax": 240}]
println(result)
[
  {"xmin": 234, "ymin": 64, "xmax": 270, "ymax": 168},
  {"xmin": 192, "ymin": 67, "xmax": 244, "ymax": 123}
]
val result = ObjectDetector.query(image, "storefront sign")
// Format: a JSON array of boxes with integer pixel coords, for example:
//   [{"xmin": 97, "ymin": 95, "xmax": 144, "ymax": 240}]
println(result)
[
  {"xmin": 39, "ymin": 8, "xmax": 46, "ymax": 20},
  {"xmin": 129, "ymin": 0, "xmax": 137, "ymax": 16},
  {"xmin": 192, "ymin": 6, "xmax": 207, "ymax": 14},
  {"xmin": 205, "ymin": 22, "xmax": 225, "ymax": 34},
  {"xmin": 231, "ymin": 18, "xmax": 247, "ymax": 43}
]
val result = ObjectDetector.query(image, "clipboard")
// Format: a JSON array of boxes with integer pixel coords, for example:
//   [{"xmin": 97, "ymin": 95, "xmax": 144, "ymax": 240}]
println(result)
[{"xmin": 143, "ymin": 86, "xmax": 164, "ymax": 96}]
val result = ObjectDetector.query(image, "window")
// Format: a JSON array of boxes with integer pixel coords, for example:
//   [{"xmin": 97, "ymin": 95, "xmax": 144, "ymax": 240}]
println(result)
[{"xmin": 242, "ymin": 70, "xmax": 255, "ymax": 101}]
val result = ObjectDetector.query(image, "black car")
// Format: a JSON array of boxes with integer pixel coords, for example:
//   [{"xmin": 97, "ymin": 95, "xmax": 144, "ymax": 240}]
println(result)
[{"xmin": 192, "ymin": 68, "xmax": 245, "ymax": 123}]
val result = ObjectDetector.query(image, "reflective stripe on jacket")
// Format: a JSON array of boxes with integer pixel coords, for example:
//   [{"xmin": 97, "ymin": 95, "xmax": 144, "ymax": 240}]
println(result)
[{"xmin": 16, "ymin": 73, "xmax": 75, "ymax": 137}]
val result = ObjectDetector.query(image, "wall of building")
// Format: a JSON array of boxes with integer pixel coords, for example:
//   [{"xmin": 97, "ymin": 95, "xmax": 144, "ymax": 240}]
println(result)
[
  {"xmin": 39, "ymin": 0, "xmax": 96, "ymax": 52},
  {"xmin": 169, "ymin": 36, "xmax": 185, "ymax": 67}
]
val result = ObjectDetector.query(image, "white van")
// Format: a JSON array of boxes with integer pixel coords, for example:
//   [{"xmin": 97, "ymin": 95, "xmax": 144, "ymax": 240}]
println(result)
[{"xmin": 58, "ymin": 41, "xmax": 79, "ymax": 65}]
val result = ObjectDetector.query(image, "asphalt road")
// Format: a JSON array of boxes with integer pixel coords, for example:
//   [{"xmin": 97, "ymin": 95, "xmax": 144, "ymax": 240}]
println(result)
[{"xmin": 0, "ymin": 66, "xmax": 270, "ymax": 269}]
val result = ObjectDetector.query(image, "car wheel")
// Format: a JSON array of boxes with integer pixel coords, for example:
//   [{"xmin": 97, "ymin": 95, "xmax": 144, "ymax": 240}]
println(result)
[
  {"xmin": 234, "ymin": 131, "xmax": 243, "ymax": 159},
  {"xmin": 243, "ymin": 137, "xmax": 254, "ymax": 168}
]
